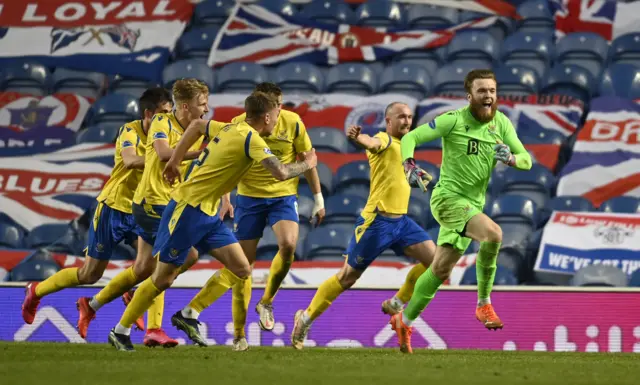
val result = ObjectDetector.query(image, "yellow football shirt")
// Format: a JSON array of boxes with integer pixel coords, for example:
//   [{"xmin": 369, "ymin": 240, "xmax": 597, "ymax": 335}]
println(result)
[
  {"xmin": 363, "ymin": 132, "xmax": 410, "ymax": 215},
  {"xmin": 132, "ymin": 112, "xmax": 205, "ymax": 206},
  {"xmin": 172, "ymin": 121, "xmax": 275, "ymax": 216},
  {"xmin": 97, "ymin": 120, "xmax": 145, "ymax": 214},
  {"xmin": 232, "ymin": 110, "xmax": 312, "ymax": 198}
]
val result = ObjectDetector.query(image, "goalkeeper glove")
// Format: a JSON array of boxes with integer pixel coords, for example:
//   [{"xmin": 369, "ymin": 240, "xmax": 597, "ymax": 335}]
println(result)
[
  {"xmin": 494, "ymin": 143, "xmax": 516, "ymax": 166},
  {"xmin": 403, "ymin": 158, "xmax": 433, "ymax": 192}
]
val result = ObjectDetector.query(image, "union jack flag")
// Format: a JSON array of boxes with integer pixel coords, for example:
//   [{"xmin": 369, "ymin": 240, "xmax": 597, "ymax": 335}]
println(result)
[{"xmin": 551, "ymin": 0, "xmax": 616, "ymax": 40}]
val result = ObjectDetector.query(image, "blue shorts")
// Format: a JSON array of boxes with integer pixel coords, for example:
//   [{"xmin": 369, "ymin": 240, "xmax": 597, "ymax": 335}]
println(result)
[
  {"xmin": 85, "ymin": 202, "xmax": 143, "ymax": 260},
  {"xmin": 345, "ymin": 214, "xmax": 431, "ymax": 270},
  {"xmin": 233, "ymin": 194, "xmax": 298, "ymax": 240},
  {"xmin": 132, "ymin": 201, "xmax": 166, "ymax": 245},
  {"xmin": 153, "ymin": 200, "xmax": 238, "ymax": 266}
]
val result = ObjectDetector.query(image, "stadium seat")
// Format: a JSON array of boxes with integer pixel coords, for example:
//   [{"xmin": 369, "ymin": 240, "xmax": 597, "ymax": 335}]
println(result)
[
  {"xmin": 501, "ymin": 32, "xmax": 554, "ymax": 78},
  {"xmin": 355, "ymin": 0, "xmax": 406, "ymax": 28},
  {"xmin": 216, "ymin": 62, "xmax": 269, "ymax": 93},
  {"xmin": 75, "ymin": 123, "xmax": 122, "ymax": 144},
  {"xmin": 433, "ymin": 60, "xmax": 494, "ymax": 96},
  {"xmin": 407, "ymin": 194, "xmax": 428, "ymax": 229},
  {"xmin": 257, "ymin": 0, "xmax": 297, "ymax": 16},
  {"xmin": 494, "ymin": 65, "xmax": 539, "ymax": 96},
  {"xmin": 609, "ymin": 32, "xmax": 640, "ymax": 65},
  {"xmin": 9, "ymin": 260, "xmax": 60, "ymax": 282},
  {"xmin": 499, "ymin": 164, "xmax": 556, "ymax": 209},
  {"xmin": 193, "ymin": 0, "xmax": 236, "ymax": 26},
  {"xmin": 163, "ymin": 59, "xmax": 215, "ymax": 90},
  {"xmin": 380, "ymin": 63, "xmax": 431, "ymax": 100},
  {"xmin": 111, "ymin": 243, "xmax": 136, "ymax": 260},
  {"xmin": 599, "ymin": 196, "xmax": 640, "ymax": 213},
  {"xmin": 537, "ymin": 195, "xmax": 595, "ymax": 227},
  {"xmin": 598, "ymin": 63, "xmax": 640, "ymax": 100},
  {"xmin": 496, "ymin": 248, "xmax": 527, "ymax": 280},
  {"xmin": 299, "ymin": 161, "xmax": 333, "ymax": 197},
  {"xmin": 516, "ymin": 0, "xmax": 556, "ymax": 34},
  {"xmin": 0, "ymin": 61, "xmax": 50, "ymax": 96},
  {"xmin": 555, "ymin": 32, "xmax": 608, "ymax": 78},
  {"xmin": 324, "ymin": 194, "xmax": 367, "ymax": 225},
  {"xmin": 25, "ymin": 223, "xmax": 82, "ymax": 254},
  {"xmin": 296, "ymin": 195, "xmax": 315, "ymax": 223},
  {"xmin": 0, "ymin": 222, "xmax": 23, "ymax": 249},
  {"xmin": 540, "ymin": 64, "xmax": 595, "ymax": 102},
  {"xmin": 52, "ymin": 68, "xmax": 105, "ymax": 99},
  {"xmin": 175, "ymin": 26, "xmax": 219, "ymax": 60},
  {"xmin": 393, "ymin": 48, "xmax": 443, "ymax": 76},
  {"xmin": 334, "ymin": 160, "xmax": 370, "ymax": 194},
  {"xmin": 88, "ymin": 93, "xmax": 139, "ymax": 126},
  {"xmin": 571, "ymin": 265, "xmax": 628, "ymax": 287},
  {"xmin": 274, "ymin": 62, "xmax": 324, "ymax": 94},
  {"xmin": 519, "ymin": 128, "xmax": 565, "ymax": 145},
  {"xmin": 307, "ymin": 128, "xmax": 349, "ymax": 153},
  {"xmin": 297, "ymin": 184, "xmax": 315, "ymax": 200},
  {"xmin": 628, "ymin": 270, "xmax": 640, "ymax": 287},
  {"xmin": 300, "ymin": 0, "xmax": 356, "ymax": 24},
  {"xmin": 445, "ymin": 30, "xmax": 499, "ymax": 64},
  {"xmin": 326, "ymin": 63, "xmax": 378, "ymax": 95},
  {"xmin": 460, "ymin": 264, "xmax": 518, "ymax": 285},
  {"xmin": 336, "ymin": 184, "xmax": 370, "ymax": 201},
  {"xmin": 107, "ymin": 75, "xmax": 159, "ymax": 98},
  {"xmin": 525, "ymin": 228, "xmax": 543, "ymax": 267},
  {"xmin": 489, "ymin": 195, "xmax": 537, "ymax": 253},
  {"xmin": 305, "ymin": 225, "xmax": 352, "ymax": 258},
  {"xmin": 407, "ymin": 4, "xmax": 459, "ymax": 29},
  {"xmin": 256, "ymin": 226, "xmax": 279, "ymax": 259}
]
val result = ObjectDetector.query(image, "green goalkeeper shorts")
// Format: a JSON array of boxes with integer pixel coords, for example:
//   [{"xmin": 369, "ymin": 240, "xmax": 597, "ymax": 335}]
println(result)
[{"xmin": 430, "ymin": 187, "xmax": 482, "ymax": 254}]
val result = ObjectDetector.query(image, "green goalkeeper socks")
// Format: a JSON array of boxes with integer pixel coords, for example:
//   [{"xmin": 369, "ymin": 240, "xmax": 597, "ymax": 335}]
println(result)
[
  {"xmin": 476, "ymin": 241, "xmax": 501, "ymax": 303},
  {"xmin": 403, "ymin": 267, "xmax": 443, "ymax": 323}
]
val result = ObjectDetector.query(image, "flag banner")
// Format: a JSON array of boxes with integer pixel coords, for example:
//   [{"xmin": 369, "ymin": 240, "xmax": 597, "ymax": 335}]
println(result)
[
  {"xmin": 208, "ymin": 4, "xmax": 507, "ymax": 67},
  {"xmin": 342, "ymin": 0, "xmax": 519, "ymax": 18},
  {"xmin": 535, "ymin": 211, "xmax": 640, "ymax": 277},
  {"xmin": 0, "ymin": 92, "xmax": 92, "ymax": 132},
  {"xmin": 551, "ymin": 0, "xmax": 640, "ymax": 41},
  {"xmin": 557, "ymin": 96, "xmax": 640, "ymax": 207},
  {"xmin": 0, "ymin": 0, "xmax": 193, "ymax": 81},
  {"xmin": 0, "ymin": 126, "xmax": 76, "ymax": 156}
]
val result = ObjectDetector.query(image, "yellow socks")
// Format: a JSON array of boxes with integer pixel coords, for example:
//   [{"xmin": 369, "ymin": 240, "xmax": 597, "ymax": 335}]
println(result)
[
  {"xmin": 261, "ymin": 251, "xmax": 292, "ymax": 305},
  {"xmin": 146, "ymin": 291, "xmax": 165, "ymax": 329},
  {"xmin": 93, "ymin": 266, "xmax": 138, "ymax": 307},
  {"xmin": 231, "ymin": 276, "xmax": 252, "ymax": 338},
  {"xmin": 304, "ymin": 275, "xmax": 345, "ymax": 322},
  {"xmin": 395, "ymin": 263, "xmax": 427, "ymax": 303},
  {"xmin": 188, "ymin": 268, "xmax": 243, "ymax": 313},
  {"xmin": 118, "ymin": 278, "xmax": 161, "ymax": 329},
  {"xmin": 35, "ymin": 267, "xmax": 79, "ymax": 297}
]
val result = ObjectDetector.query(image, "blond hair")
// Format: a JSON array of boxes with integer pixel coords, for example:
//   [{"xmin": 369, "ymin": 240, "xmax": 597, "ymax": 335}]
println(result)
[
  {"xmin": 245, "ymin": 91, "xmax": 279, "ymax": 120},
  {"xmin": 172, "ymin": 78, "xmax": 209, "ymax": 104}
]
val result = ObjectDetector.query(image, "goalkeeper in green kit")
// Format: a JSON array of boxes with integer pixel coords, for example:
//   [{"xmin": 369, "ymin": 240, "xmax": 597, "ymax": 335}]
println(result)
[{"xmin": 390, "ymin": 69, "xmax": 532, "ymax": 353}]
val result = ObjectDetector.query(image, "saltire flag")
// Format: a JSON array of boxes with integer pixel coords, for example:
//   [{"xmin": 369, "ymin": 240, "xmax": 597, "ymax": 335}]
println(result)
[
  {"xmin": 0, "ymin": 92, "xmax": 92, "ymax": 132},
  {"xmin": 557, "ymin": 96, "xmax": 640, "ymax": 207}
]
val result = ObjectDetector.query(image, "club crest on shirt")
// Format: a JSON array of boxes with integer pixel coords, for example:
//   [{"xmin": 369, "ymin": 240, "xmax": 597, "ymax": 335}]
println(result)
[{"xmin": 263, "ymin": 148, "xmax": 273, "ymax": 155}]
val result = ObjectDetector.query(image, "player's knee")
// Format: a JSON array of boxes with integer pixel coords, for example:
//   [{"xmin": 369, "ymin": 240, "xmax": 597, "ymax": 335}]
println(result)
[
  {"xmin": 277, "ymin": 240, "xmax": 296, "ymax": 259},
  {"xmin": 77, "ymin": 267, "xmax": 102, "ymax": 285},
  {"xmin": 133, "ymin": 260, "xmax": 155, "ymax": 281},
  {"xmin": 232, "ymin": 261, "xmax": 252, "ymax": 280},
  {"xmin": 486, "ymin": 222, "xmax": 503, "ymax": 243},
  {"xmin": 336, "ymin": 266, "xmax": 360, "ymax": 289}
]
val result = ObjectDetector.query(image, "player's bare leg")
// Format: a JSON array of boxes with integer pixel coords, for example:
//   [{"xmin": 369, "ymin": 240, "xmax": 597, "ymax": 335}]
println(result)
[{"xmin": 232, "ymin": 238, "xmax": 259, "ymax": 350}]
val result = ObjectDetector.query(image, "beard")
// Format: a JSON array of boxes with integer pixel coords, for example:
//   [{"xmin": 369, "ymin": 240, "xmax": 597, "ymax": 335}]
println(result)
[{"xmin": 469, "ymin": 99, "xmax": 498, "ymax": 123}]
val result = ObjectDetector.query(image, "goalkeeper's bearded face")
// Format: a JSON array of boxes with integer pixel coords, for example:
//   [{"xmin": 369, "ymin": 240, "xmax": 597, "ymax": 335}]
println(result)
[{"xmin": 468, "ymin": 78, "xmax": 498, "ymax": 123}]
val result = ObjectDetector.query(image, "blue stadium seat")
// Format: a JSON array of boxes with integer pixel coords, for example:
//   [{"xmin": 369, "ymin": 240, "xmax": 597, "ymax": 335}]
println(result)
[
  {"xmin": 76, "ymin": 123, "xmax": 122, "ymax": 144},
  {"xmin": 445, "ymin": 30, "xmax": 499, "ymax": 64},
  {"xmin": 541, "ymin": 64, "xmax": 595, "ymax": 102},
  {"xmin": 111, "ymin": 243, "xmax": 136, "ymax": 260},
  {"xmin": 433, "ymin": 60, "xmax": 492, "ymax": 96},
  {"xmin": 9, "ymin": 260, "xmax": 60, "ymax": 282},
  {"xmin": 175, "ymin": 26, "xmax": 219, "ymax": 60},
  {"xmin": 0, "ymin": 222, "xmax": 23, "ymax": 249},
  {"xmin": 598, "ymin": 63, "xmax": 640, "ymax": 100},
  {"xmin": 88, "ymin": 93, "xmax": 139, "ymax": 126},
  {"xmin": 163, "ymin": 59, "xmax": 215, "ymax": 90},
  {"xmin": 337, "ymin": 184, "xmax": 370, "ymax": 201},
  {"xmin": 499, "ymin": 164, "xmax": 555, "ymax": 209},
  {"xmin": 0, "ymin": 61, "xmax": 50, "ymax": 96},
  {"xmin": 299, "ymin": 161, "xmax": 333, "ymax": 197},
  {"xmin": 609, "ymin": 32, "xmax": 640, "ymax": 65},
  {"xmin": 501, "ymin": 32, "xmax": 554, "ymax": 78},
  {"xmin": 519, "ymin": 128, "xmax": 565, "ymax": 145},
  {"xmin": 307, "ymin": 128, "xmax": 349, "ymax": 153},
  {"xmin": 537, "ymin": 195, "xmax": 595, "ymax": 227},
  {"xmin": 407, "ymin": 4, "xmax": 459, "ymax": 29},
  {"xmin": 571, "ymin": 265, "xmax": 628, "ymax": 287},
  {"xmin": 489, "ymin": 194, "xmax": 537, "ymax": 225},
  {"xmin": 274, "ymin": 62, "xmax": 324, "ymax": 94},
  {"xmin": 629, "ymin": 269, "xmax": 640, "ymax": 287},
  {"xmin": 334, "ymin": 160, "xmax": 370, "ymax": 194},
  {"xmin": 516, "ymin": 0, "xmax": 555, "ymax": 34},
  {"xmin": 297, "ymin": 184, "xmax": 315, "ymax": 200},
  {"xmin": 25, "ymin": 223, "xmax": 82, "ymax": 254},
  {"xmin": 326, "ymin": 63, "xmax": 378, "ymax": 95},
  {"xmin": 257, "ymin": 0, "xmax": 297, "ymax": 16},
  {"xmin": 300, "ymin": 0, "xmax": 356, "ymax": 24},
  {"xmin": 52, "ymin": 68, "xmax": 105, "ymax": 99},
  {"xmin": 407, "ymin": 194, "xmax": 428, "ymax": 229},
  {"xmin": 216, "ymin": 62, "xmax": 269, "ymax": 93},
  {"xmin": 497, "ymin": 248, "xmax": 526, "ymax": 280},
  {"xmin": 555, "ymin": 32, "xmax": 608, "ymax": 78},
  {"xmin": 193, "ymin": 0, "xmax": 236, "ymax": 26},
  {"xmin": 257, "ymin": 227, "xmax": 279, "ymax": 259},
  {"xmin": 305, "ymin": 225, "xmax": 352, "ymax": 258},
  {"xmin": 324, "ymin": 194, "xmax": 367, "ymax": 225},
  {"xmin": 380, "ymin": 63, "xmax": 430, "ymax": 100},
  {"xmin": 599, "ymin": 196, "xmax": 640, "ymax": 213},
  {"xmin": 393, "ymin": 48, "xmax": 443, "ymax": 76},
  {"xmin": 494, "ymin": 65, "xmax": 539, "ymax": 96},
  {"xmin": 107, "ymin": 75, "xmax": 159, "ymax": 98},
  {"xmin": 460, "ymin": 264, "xmax": 518, "ymax": 285},
  {"xmin": 355, "ymin": 0, "xmax": 406, "ymax": 28},
  {"xmin": 525, "ymin": 228, "xmax": 543, "ymax": 264},
  {"xmin": 296, "ymin": 195, "xmax": 315, "ymax": 222}
]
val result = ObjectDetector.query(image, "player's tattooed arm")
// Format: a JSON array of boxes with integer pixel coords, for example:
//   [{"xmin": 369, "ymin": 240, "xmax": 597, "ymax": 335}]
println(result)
[
  {"xmin": 346, "ymin": 125, "xmax": 382, "ymax": 151},
  {"xmin": 261, "ymin": 149, "xmax": 318, "ymax": 181}
]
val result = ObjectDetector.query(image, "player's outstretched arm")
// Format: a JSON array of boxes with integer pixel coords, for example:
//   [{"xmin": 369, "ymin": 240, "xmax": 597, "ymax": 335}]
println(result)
[
  {"xmin": 495, "ymin": 121, "xmax": 532, "ymax": 171},
  {"xmin": 261, "ymin": 149, "xmax": 317, "ymax": 181},
  {"xmin": 346, "ymin": 125, "xmax": 382, "ymax": 152},
  {"xmin": 121, "ymin": 147, "xmax": 145, "ymax": 170}
]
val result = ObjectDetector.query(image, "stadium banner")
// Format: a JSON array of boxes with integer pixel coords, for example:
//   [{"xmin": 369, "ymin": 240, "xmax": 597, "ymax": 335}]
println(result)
[
  {"xmin": 0, "ymin": 126, "xmax": 75, "ymax": 156},
  {"xmin": 535, "ymin": 211, "xmax": 640, "ymax": 277},
  {"xmin": 0, "ymin": 0, "xmax": 193, "ymax": 81},
  {"xmin": 556, "ymin": 96, "xmax": 640, "ymax": 207},
  {"xmin": 551, "ymin": 0, "xmax": 640, "ymax": 40},
  {"xmin": 2, "ymin": 286, "xmax": 640, "ymax": 352},
  {"xmin": 208, "ymin": 4, "xmax": 506, "ymax": 67},
  {"xmin": 0, "ymin": 92, "xmax": 92, "ymax": 132}
]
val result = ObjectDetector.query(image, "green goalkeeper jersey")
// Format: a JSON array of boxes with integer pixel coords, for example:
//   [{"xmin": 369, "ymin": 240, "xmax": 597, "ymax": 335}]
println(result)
[{"xmin": 401, "ymin": 106, "xmax": 532, "ymax": 208}]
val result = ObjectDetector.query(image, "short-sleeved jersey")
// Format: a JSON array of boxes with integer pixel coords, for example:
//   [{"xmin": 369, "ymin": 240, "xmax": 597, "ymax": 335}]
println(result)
[
  {"xmin": 132, "ymin": 112, "xmax": 205, "ymax": 206},
  {"xmin": 363, "ymin": 132, "xmax": 411, "ymax": 215},
  {"xmin": 172, "ymin": 121, "xmax": 275, "ymax": 216},
  {"xmin": 231, "ymin": 109, "xmax": 312, "ymax": 198},
  {"xmin": 97, "ymin": 120, "xmax": 145, "ymax": 214}
]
